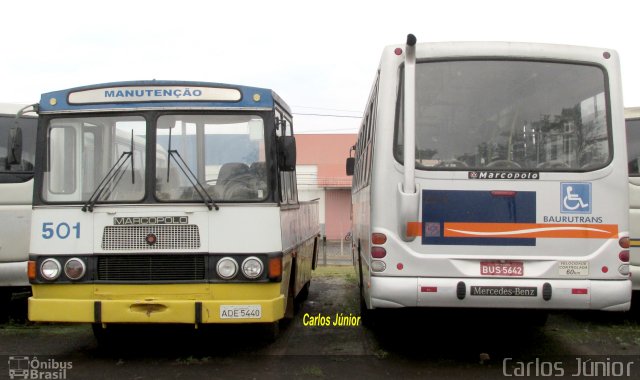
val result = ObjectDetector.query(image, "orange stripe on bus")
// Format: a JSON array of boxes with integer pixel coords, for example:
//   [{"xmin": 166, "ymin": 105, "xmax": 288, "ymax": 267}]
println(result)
[
  {"xmin": 406, "ymin": 222, "xmax": 424, "ymax": 237},
  {"xmin": 443, "ymin": 223, "xmax": 618, "ymax": 239}
]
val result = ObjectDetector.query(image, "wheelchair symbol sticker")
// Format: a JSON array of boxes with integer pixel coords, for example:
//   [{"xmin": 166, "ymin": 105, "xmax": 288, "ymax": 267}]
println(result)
[{"xmin": 561, "ymin": 183, "xmax": 591, "ymax": 214}]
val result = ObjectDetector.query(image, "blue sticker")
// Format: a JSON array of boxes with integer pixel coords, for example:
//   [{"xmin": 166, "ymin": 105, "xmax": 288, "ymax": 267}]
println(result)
[
  {"xmin": 421, "ymin": 190, "xmax": 536, "ymax": 246},
  {"xmin": 560, "ymin": 183, "xmax": 591, "ymax": 214}
]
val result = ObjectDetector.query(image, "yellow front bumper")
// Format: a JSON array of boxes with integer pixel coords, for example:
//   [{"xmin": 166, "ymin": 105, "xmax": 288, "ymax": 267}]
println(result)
[{"xmin": 29, "ymin": 283, "xmax": 285, "ymax": 324}]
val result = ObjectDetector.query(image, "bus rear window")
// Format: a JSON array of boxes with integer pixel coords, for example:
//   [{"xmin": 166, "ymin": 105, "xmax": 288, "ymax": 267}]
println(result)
[
  {"xmin": 395, "ymin": 60, "xmax": 610, "ymax": 172},
  {"xmin": 627, "ymin": 118, "xmax": 640, "ymax": 176}
]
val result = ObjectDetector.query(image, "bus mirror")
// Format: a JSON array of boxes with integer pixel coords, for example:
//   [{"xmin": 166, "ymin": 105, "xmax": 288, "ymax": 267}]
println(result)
[
  {"xmin": 346, "ymin": 157, "xmax": 355, "ymax": 176},
  {"xmin": 7, "ymin": 127, "xmax": 23, "ymax": 166},
  {"xmin": 279, "ymin": 135, "xmax": 297, "ymax": 171}
]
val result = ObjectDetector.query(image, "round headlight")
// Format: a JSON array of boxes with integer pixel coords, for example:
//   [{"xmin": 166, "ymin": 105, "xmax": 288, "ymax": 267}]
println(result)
[
  {"xmin": 242, "ymin": 257, "xmax": 264, "ymax": 279},
  {"xmin": 216, "ymin": 257, "xmax": 238, "ymax": 280},
  {"xmin": 64, "ymin": 258, "xmax": 86, "ymax": 280},
  {"xmin": 40, "ymin": 258, "xmax": 61, "ymax": 281}
]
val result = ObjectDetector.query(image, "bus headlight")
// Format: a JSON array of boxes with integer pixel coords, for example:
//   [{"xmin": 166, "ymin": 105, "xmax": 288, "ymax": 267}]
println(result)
[
  {"xmin": 40, "ymin": 258, "xmax": 62, "ymax": 281},
  {"xmin": 242, "ymin": 257, "xmax": 264, "ymax": 279},
  {"xmin": 64, "ymin": 258, "xmax": 86, "ymax": 280},
  {"xmin": 216, "ymin": 257, "xmax": 238, "ymax": 279}
]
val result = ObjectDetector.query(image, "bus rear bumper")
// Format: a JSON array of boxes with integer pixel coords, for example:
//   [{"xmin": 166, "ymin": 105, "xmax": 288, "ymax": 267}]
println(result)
[{"xmin": 370, "ymin": 277, "xmax": 631, "ymax": 311}]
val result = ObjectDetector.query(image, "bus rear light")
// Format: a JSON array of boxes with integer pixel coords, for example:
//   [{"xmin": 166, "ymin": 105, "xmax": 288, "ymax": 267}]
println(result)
[
  {"xmin": 394, "ymin": 48, "xmax": 403, "ymax": 56},
  {"xmin": 397, "ymin": 263, "xmax": 404, "ymax": 270},
  {"xmin": 601, "ymin": 266, "xmax": 609, "ymax": 273},
  {"xmin": 27, "ymin": 261, "xmax": 36, "ymax": 281},
  {"xmin": 619, "ymin": 264, "xmax": 630, "ymax": 276},
  {"xmin": 372, "ymin": 233, "xmax": 387, "ymax": 245},
  {"xmin": 572, "ymin": 288, "xmax": 588, "ymax": 295},
  {"xmin": 371, "ymin": 260, "xmax": 386, "ymax": 272},
  {"xmin": 619, "ymin": 250, "xmax": 630, "ymax": 262},
  {"xmin": 619, "ymin": 237, "xmax": 630, "ymax": 249},
  {"xmin": 268, "ymin": 257, "xmax": 282, "ymax": 280},
  {"xmin": 371, "ymin": 247, "xmax": 387, "ymax": 258}
]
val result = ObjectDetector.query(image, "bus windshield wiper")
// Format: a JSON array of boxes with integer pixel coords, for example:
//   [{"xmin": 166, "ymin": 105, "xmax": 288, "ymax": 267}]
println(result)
[
  {"xmin": 166, "ymin": 129, "xmax": 218, "ymax": 211},
  {"xmin": 82, "ymin": 151, "xmax": 132, "ymax": 212},
  {"xmin": 82, "ymin": 131, "xmax": 136, "ymax": 212}
]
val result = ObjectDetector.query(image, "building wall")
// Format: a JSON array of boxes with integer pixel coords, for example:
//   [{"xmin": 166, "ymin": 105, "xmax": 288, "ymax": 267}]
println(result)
[
  {"xmin": 296, "ymin": 134, "xmax": 357, "ymax": 241},
  {"xmin": 324, "ymin": 189, "xmax": 351, "ymax": 241}
]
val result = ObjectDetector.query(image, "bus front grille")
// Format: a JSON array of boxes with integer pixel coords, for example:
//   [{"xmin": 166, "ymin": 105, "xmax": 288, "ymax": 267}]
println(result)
[
  {"xmin": 101, "ymin": 225, "xmax": 201, "ymax": 250},
  {"xmin": 97, "ymin": 255, "xmax": 206, "ymax": 281}
]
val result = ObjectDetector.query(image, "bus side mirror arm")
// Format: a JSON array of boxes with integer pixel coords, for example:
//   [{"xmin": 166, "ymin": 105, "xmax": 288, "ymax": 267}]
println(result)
[{"xmin": 397, "ymin": 34, "xmax": 419, "ymax": 242}]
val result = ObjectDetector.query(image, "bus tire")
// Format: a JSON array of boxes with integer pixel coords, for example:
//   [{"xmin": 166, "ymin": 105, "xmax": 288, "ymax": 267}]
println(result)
[
  {"xmin": 525, "ymin": 311, "xmax": 549, "ymax": 327},
  {"xmin": 296, "ymin": 281, "xmax": 310, "ymax": 302},
  {"xmin": 261, "ymin": 321, "xmax": 280, "ymax": 343},
  {"xmin": 358, "ymin": 251, "xmax": 377, "ymax": 328},
  {"xmin": 0, "ymin": 289, "xmax": 11, "ymax": 322},
  {"xmin": 92, "ymin": 323, "xmax": 118, "ymax": 349}
]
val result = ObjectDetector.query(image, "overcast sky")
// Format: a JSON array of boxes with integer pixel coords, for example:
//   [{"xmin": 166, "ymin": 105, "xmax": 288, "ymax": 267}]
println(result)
[{"xmin": 1, "ymin": 0, "xmax": 638, "ymax": 133}]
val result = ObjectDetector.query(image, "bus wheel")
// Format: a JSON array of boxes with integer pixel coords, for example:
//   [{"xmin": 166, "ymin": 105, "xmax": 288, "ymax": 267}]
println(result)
[
  {"xmin": 524, "ymin": 311, "xmax": 549, "ymax": 327},
  {"xmin": 0, "ymin": 289, "xmax": 11, "ymax": 322},
  {"xmin": 261, "ymin": 321, "xmax": 280, "ymax": 343},
  {"xmin": 358, "ymin": 258, "xmax": 377, "ymax": 328},
  {"xmin": 296, "ymin": 281, "xmax": 310, "ymax": 303},
  {"xmin": 92, "ymin": 323, "xmax": 118, "ymax": 349}
]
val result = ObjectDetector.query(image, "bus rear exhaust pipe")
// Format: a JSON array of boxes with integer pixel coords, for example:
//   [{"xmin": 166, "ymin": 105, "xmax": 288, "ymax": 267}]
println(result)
[{"xmin": 397, "ymin": 34, "xmax": 420, "ymax": 241}]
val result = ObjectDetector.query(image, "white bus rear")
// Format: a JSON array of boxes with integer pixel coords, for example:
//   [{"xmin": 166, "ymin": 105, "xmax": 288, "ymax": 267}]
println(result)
[{"xmin": 348, "ymin": 37, "xmax": 630, "ymax": 323}]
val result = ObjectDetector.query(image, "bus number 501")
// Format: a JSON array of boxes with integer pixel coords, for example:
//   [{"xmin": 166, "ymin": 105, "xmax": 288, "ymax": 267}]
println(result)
[{"xmin": 42, "ymin": 222, "xmax": 80, "ymax": 239}]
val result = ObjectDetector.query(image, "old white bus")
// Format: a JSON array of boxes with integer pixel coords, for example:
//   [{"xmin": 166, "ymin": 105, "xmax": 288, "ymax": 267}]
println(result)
[
  {"xmin": 0, "ymin": 103, "xmax": 36, "ymax": 312},
  {"xmin": 27, "ymin": 81, "xmax": 319, "ymax": 341}
]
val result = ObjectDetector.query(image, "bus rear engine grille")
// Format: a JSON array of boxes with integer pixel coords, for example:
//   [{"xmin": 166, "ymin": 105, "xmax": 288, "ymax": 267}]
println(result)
[
  {"xmin": 97, "ymin": 255, "xmax": 206, "ymax": 281},
  {"xmin": 102, "ymin": 225, "xmax": 201, "ymax": 250}
]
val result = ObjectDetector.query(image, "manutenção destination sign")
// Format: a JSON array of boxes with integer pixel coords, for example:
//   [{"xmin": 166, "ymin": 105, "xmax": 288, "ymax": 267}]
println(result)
[{"xmin": 68, "ymin": 86, "xmax": 242, "ymax": 104}]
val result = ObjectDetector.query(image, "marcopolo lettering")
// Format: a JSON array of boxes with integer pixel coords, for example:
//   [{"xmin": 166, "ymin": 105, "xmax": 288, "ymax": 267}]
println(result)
[
  {"xmin": 468, "ymin": 171, "xmax": 539, "ymax": 180},
  {"xmin": 113, "ymin": 216, "xmax": 188, "ymax": 225}
]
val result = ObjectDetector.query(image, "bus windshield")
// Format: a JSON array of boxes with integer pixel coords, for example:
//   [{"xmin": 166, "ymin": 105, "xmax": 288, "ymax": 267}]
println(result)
[
  {"xmin": 44, "ymin": 115, "xmax": 146, "ymax": 202},
  {"xmin": 395, "ymin": 60, "xmax": 610, "ymax": 171},
  {"xmin": 155, "ymin": 114, "xmax": 268, "ymax": 202}
]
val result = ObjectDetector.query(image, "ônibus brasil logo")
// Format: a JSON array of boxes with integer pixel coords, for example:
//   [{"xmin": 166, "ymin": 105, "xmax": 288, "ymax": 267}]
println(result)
[{"xmin": 8, "ymin": 356, "xmax": 72, "ymax": 380}]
